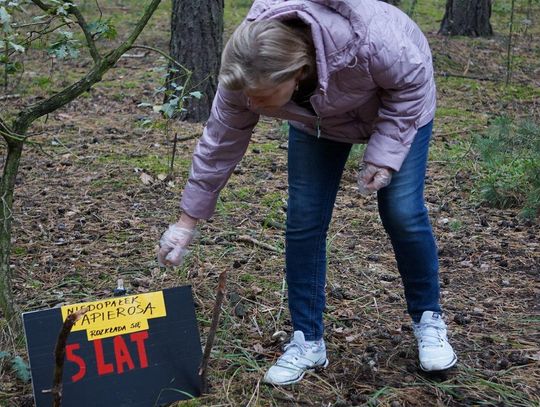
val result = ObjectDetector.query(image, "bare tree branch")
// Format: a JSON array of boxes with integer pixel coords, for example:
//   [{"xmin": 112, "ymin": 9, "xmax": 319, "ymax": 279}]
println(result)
[
  {"xmin": 30, "ymin": 0, "xmax": 52, "ymax": 12},
  {"xmin": 66, "ymin": 4, "xmax": 101, "ymax": 63}
]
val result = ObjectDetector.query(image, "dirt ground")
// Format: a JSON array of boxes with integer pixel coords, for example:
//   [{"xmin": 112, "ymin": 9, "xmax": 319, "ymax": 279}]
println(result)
[{"xmin": 1, "ymin": 1, "xmax": 539, "ymax": 406}]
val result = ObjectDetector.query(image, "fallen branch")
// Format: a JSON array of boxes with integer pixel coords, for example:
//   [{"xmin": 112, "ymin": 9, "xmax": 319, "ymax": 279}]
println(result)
[
  {"xmin": 176, "ymin": 133, "xmax": 200, "ymax": 142},
  {"xmin": 120, "ymin": 52, "xmax": 148, "ymax": 59},
  {"xmin": 0, "ymin": 94, "xmax": 21, "ymax": 101},
  {"xmin": 435, "ymin": 71, "xmax": 498, "ymax": 82},
  {"xmin": 199, "ymin": 270, "xmax": 227, "ymax": 393},
  {"xmin": 51, "ymin": 308, "xmax": 88, "ymax": 407},
  {"xmin": 237, "ymin": 235, "xmax": 283, "ymax": 253}
]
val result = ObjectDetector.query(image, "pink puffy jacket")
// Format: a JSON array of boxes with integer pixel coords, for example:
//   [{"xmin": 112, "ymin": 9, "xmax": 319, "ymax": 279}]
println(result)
[{"xmin": 181, "ymin": 0, "xmax": 436, "ymax": 219}]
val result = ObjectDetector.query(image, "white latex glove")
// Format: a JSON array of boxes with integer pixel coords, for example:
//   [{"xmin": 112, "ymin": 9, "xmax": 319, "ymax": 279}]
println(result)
[
  {"xmin": 357, "ymin": 162, "xmax": 393, "ymax": 195},
  {"xmin": 158, "ymin": 224, "xmax": 196, "ymax": 267}
]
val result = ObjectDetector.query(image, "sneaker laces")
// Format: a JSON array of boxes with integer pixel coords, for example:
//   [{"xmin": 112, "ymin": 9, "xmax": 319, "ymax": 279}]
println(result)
[
  {"xmin": 279, "ymin": 340, "xmax": 306, "ymax": 363},
  {"xmin": 277, "ymin": 337, "xmax": 319, "ymax": 368},
  {"xmin": 415, "ymin": 322, "xmax": 447, "ymax": 349}
]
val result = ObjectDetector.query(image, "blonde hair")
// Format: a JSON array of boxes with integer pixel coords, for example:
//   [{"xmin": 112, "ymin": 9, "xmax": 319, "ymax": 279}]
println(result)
[{"xmin": 219, "ymin": 20, "xmax": 315, "ymax": 91}]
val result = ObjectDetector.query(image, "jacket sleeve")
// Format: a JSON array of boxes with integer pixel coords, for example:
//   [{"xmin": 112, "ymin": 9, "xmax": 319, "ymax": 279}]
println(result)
[
  {"xmin": 363, "ymin": 21, "xmax": 435, "ymax": 172},
  {"xmin": 180, "ymin": 84, "xmax": 259, "ymax": 219}
]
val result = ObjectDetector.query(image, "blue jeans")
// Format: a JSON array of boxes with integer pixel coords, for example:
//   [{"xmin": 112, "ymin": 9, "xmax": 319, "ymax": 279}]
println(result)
[{"xmin": 286, "ymin": 122, "xmax": 440, "ymax": 341}]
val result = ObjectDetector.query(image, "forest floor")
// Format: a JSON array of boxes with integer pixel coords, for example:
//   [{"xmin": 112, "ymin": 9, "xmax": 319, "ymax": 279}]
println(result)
[{"xmin": 1, "ymin": 1, "xmax": 539, "ymax": 406}]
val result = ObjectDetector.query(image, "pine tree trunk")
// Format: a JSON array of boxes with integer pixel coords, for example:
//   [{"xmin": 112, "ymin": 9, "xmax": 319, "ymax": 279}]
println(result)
[
  {"xmin": 439, "ymin": 0, "xmax": 493, "ymax": 36},
  {"xmin": 169, "ymin": 0, "xmax": 224, "ymax": 122}
]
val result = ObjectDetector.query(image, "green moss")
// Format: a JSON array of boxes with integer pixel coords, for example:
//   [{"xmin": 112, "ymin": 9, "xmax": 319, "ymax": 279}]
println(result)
[
  {"xmin": 260, "ymin": 191, "xmax": 286, "ymax": 225},
  {"xmin": 90, "ymin": 178, "xmax": 133, "ymax": 192},
  {"xmin": 437, "ymin": 76, "xmax": 482, "ymax": 92},
  {"xmin": 32, "ymin": 76, "xmax": 53, "ymax": 90},
  {"xmin": 449, "ymin": 219, "xmax": 463, "ymax": 231},
  {"xmin": 430, "ymin": 137, "xmax": 475, "ymax": 166},
  {"xmin": 498, "ymin": 84, "xmax": 540, "ymax": 102},
  {"xmin": 239, "ymin": 274, "xmax": 256, "ymax": 283},
  {"xmin": 11, "ymin": 246, "xmax": 27, "ymax": 256},
  {"xmin": 260, "ymin": 191, "xmax": 284, "ymax": 208},
  {"xmin": 257, "ymin": 142, "xmax": 279, "ymax": 153},
  {"xmin": 216, "ymin": 198, "xmax": 250, "ymax": 215},
  {"xmin": 104, "ymin": 231, "xmax": 131, "ymax": 243},
  {"xmin": 436, "ymin": 107, "xmax": 467, "ymax": 117},
  {"xmin": 122, "ymin": 81, "xmax": 139, "ymax": 89}
]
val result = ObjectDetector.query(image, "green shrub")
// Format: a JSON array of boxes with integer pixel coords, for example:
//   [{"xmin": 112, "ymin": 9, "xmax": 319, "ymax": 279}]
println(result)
[{"xmin": 473, "ymin": 116, "xmax": 540, "ymax": 218}]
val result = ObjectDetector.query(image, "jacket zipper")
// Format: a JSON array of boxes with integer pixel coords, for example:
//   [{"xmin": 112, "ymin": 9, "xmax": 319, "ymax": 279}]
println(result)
[{"xmin": 316, "ymin": 116, "xmax": 321, "ymax": 138}]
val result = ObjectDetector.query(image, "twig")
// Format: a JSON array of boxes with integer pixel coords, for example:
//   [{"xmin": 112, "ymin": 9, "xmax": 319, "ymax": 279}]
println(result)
[
  {"xmin": 52, "ymin": 136, "xmax": 81, "ymax": 160},
  {"xmin": 66, "ymin": 4, "xmax": 101, "ymax": 63},
  {"xmin": 95, "ymin": 0, "xmax": 103, "ymax": 21},
  {"xmin": 30, "ymin": 0, "xmax": 52, "ymax": 12},
  {"xmin": 168, "ymin": 133, "xmax": 178, "ymax": 180},
  {"xmin": 175, "ymin": 133, "xmax": 199, "ymax": 142},
  {"xmin": 199, "ymin": 270, "xmax": 227, "ymax": 393},
  {"xmin": 0, "ymin": 94, "xmax": 21, "ymax": 101},
  {"xmin": 435, "ymin": 71, "xmax": 498, "ymax": 82},
  {"xmin": 261, "ymin": 219, "xmax": 286, "ymax": 230},
  {"xmin": 274, "ymin": 277, "xmax": 287, "ymax": 331},
  {"xmin": 506, "ymin": 0, "xmax": 516, "ymax": 86},
  {"xmin": 51, "ymin": 308, "xmax": 88, "ymax": 407},
  {"xmin": 128, "ymin": 45, "xmax": 191, "ymax": 74},
  {"xmin": 120, "ymin": 52, "xmax": 147, "ymax": 59},
  {"xmin": 236, "ymin": 235, "xmax": 283, "ymax": 253}
]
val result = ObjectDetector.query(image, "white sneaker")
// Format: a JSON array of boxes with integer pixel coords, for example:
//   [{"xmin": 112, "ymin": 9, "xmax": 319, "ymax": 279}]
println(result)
[
  {"xmin": 413, "ymin": 311, "xmax": 457, "ymax": 371},
  {"xmin": 263, "ymin": 331, "xmax": 329, "ymax": 385}
]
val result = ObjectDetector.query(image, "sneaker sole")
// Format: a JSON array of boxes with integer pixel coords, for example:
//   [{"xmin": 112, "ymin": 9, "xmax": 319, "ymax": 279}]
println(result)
[
  {"xmin": 419, "ymin": 353, "xmax": 458, "ymax": 372},
  {"xmin": 263, "ymin": 358, "xmax": 329, "ymax": 386}
]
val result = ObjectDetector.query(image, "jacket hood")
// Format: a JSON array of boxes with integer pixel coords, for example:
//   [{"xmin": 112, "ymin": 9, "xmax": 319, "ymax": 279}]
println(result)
[{"xmin": 245, "ymin": 0, "xmax": 376, "ymax": 92}]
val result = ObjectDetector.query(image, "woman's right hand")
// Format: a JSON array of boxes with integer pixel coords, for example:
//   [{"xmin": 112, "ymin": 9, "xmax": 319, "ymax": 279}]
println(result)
[{"xmin": 157, "ymin": 214, "xmax": 199, "ymax": 267}]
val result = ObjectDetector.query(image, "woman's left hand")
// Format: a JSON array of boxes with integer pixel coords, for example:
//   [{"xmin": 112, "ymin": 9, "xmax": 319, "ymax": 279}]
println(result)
[{"xmin": 357, "ymin": 163, "xmax": 393, "ymax": 195}]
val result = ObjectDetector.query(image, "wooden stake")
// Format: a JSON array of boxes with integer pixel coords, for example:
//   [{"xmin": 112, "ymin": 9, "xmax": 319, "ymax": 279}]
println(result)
[
  {"xmin": 51, "ymin": 308, "xmax": 88, "ymax": 407},
  {"xmin": 199, "ymin": 270, "xmax": 227, "ymax": 393}
]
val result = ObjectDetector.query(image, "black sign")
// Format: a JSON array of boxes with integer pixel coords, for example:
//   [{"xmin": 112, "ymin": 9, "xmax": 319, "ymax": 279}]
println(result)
[{"xmin": 23, "ymin": 286, "xmax": 202, "ymax": 406}]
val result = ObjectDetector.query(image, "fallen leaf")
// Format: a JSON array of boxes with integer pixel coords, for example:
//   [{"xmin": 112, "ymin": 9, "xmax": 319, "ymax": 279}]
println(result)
[
  {"xmin": 345, "ymin": 333, "xmax": 361, "ymax": 342},
  {"xmin": 140, "ymin": 173, "xmax": 154, "ymax": 185},
  {"xmin": 253, "ymin": 343, "xmax": 265, "ymax": 354}
]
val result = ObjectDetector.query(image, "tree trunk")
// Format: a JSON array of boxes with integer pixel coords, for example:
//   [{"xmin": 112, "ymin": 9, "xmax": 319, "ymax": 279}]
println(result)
[
  {"xmin": 0, "ymin": 135, "xmax": 24, "ymax": 333},
  {"xmin": 169, "ymin": 0, "xmax": 224, "ymax": 122},
  {"xmin": 380, "ymin": 0, "xmax": 400, "ymax": 5},
  {"xmin": 439, "ymin": 0, "xmax": 493, "ymax": 36}
]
